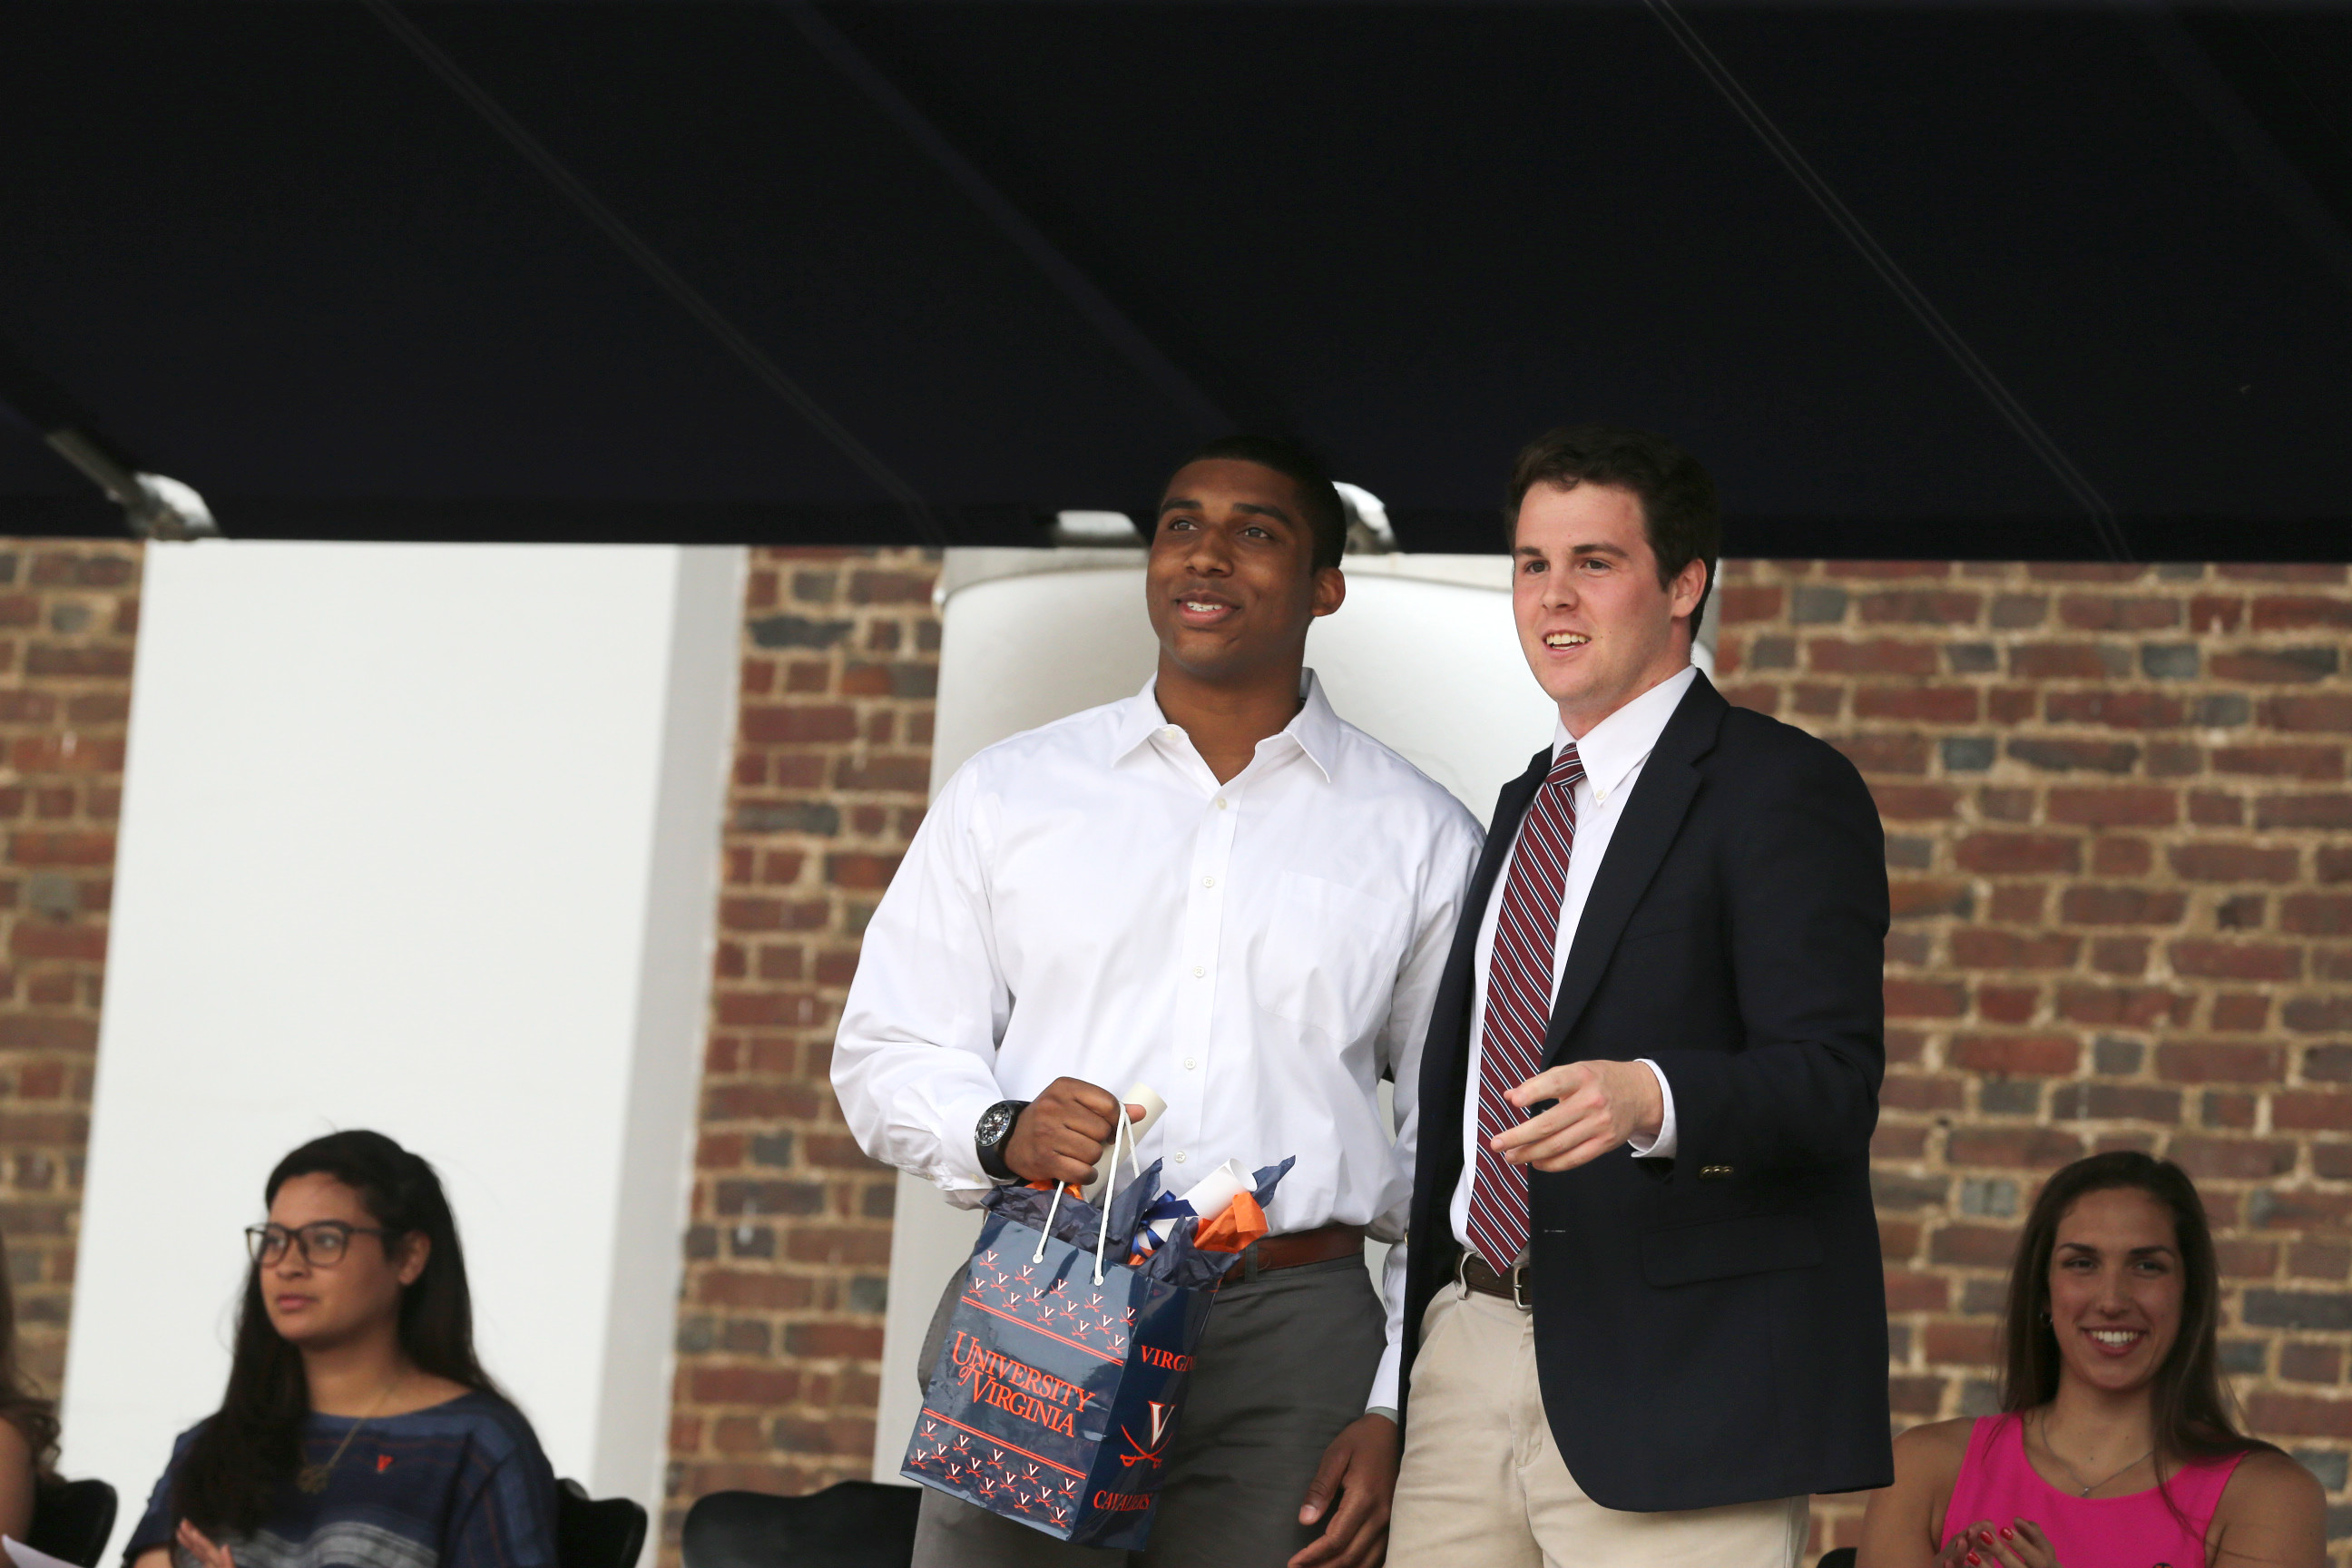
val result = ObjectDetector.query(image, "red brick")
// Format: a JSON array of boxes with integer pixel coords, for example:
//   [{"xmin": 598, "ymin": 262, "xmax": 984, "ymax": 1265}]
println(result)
[
  {"xmin": 1946, "ymin": 1127, "xmax": 2084, "ymax": 1168},
  {"xmin": 2042, "ymin": 691, "xmax": 2185, "ymax": 729},
  {"xmin": 2284, "ymin": 997, "xmax": 2352, "ymax": 1034},
  {"xmin": 2280, "ymin": 894, "xmax": 2352, "ymax": 936},
  {"xmin": 2089, "ymin": 838, "xmax": 2153, "ymax": 876},
  {"xmin": 2168, "ymin": 843, "xmax": 2298, "ymax": 883},
  {"xmin": 2046, "ymin": 787, "xmax": 2177, "ymax": 827},
  {"xmin": 2261, "ymin": 695, "xmax": 2352, "ymax": 733},
  {"xmin": 1886, "ymin": 980, "xmax": 1967, "ymax": 1018},
  {"xmin": 1949, "ymin": 1034, "xmax": 2081, "ymax": 1077},
  {"xmin": 2218, "ymin": 564, "xmax": 2347, "ymax": 583},
  {"xmin": 2210, "ymin": 994, "xmax": 2269, "ymax": 1032},
  {"xmin": 1854, "ymin": 687, "xmax": 1981, "ymax": 723},
  {"xmin": 1857, "ymin": 591, "xmax": 1984, "ymax": 625},
  {"xmin": 2009, "ymin": 642, "xmax": 2121, "ymax": 680},
  {"xmin": 1955, "ymin": 835, "xmax": 2081, "ymax": 876},
  {"xmin": 2167, "ymin": 939, "xmax": 2302, "ymax": 982},
  {"xmin": 2273, "ymin": 1091, "xmax": 2352, "ymax": 1132},
  {"xmin": 2212, "ymin": 745, "xmax": 2344, "ymax": 780},
  {"xmin": 1885, "ymin": 1269, "xmax": 1951, "ymax": 1312},
  {"xmin": 2212, "ymin": 650, "xmax": 2341, "ymax": 684},
  {"xmin": 2059, "ymin": 887, "xmax": 2186, "ymax": 926},
  {"xmin": 2166, "ymin": 1135, "xmax": 2296, "ymax": 1181},
  {"xmin": 1805, "ymin": 638, "xmax": 1940, "ymax": 678},
  {"xmin": 2255, "ymin": 794, "xmax": 2352, "ymax": 830},
  {"xmin": 1949, "ymin": 928, "xmax": 2081, "ymax": 968},
  {"xmin": 1827, "ymin": 561, "xmax": 1953, "ymax": 580},
  {"xmin": 1716, "ymin": 586, "xmax": 1784, "ymax": 624},
  {"xmin": 2028, "ymin": 564, "xmax": 2148, "ymax": 583},
  {"xmin": 1976, "ymin": 986, "xmax": 2039, "ymax": 1024},
  {"xmin": 2156, "ymin": 1042, "xmax": 2284, "ymax": 1083},
  {"xmin": 1928, "ymin": 1224, "xmax": 2018, "ymax": 1266},
  {"xmin": 1890, "ymin": 879, "xmax": 1973, "ymax": 917},
  {"xmin": 2057, "ymin": 595, "xmax": 2180, "ymax": 631},
  {"xmin": 2188, "ymin": 594, "xmax": 2244, "ymax": 632},
  {"xmin": 740, "ymin": 704, "xmax": 858, "ymax": 744},
  {"xmin": 1871, "ymin": 784, "xmax": 1963, "ymax": 819}
]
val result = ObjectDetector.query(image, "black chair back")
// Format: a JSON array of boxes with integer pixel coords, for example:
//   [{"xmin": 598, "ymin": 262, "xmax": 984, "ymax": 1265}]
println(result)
[
  {"xmin": 555, "ymin": 1478, "xmax": 648, "ymax": 1568},
  {"xmin": 681, "ymin": 1484, "xmax": 919, "ymax": 1568},
  {"xmin": 25, "ymin": 1478, "xmax": 119, "ymax": 1568},
  {"xmin": 1818, "ymin": 1549, "xmax": 1857, "ymax": 1568}
]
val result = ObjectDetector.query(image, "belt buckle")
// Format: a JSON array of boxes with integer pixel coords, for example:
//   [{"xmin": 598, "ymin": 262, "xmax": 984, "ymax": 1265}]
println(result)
[{"xmin": 1508, "ymin": 1262, "xmax": 1530, "ymax": 1311}]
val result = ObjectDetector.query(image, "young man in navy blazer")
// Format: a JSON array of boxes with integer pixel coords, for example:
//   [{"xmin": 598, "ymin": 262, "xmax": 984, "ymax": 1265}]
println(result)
[{"xmin": 1388, "ymin": 425, "xmax": 1892, "ymax": 1564}]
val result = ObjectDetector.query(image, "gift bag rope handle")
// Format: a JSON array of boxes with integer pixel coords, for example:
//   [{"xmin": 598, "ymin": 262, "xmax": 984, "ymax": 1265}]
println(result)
[{"xmin": 1033, "ymin": 1103, "xmax": 1144, "ymax": 1284}]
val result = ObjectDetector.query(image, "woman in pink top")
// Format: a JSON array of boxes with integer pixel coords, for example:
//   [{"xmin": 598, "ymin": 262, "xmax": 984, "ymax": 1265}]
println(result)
[{"xmin": 1857, "ymin": 1152, "xmax": 2323, "ymax": 1568}]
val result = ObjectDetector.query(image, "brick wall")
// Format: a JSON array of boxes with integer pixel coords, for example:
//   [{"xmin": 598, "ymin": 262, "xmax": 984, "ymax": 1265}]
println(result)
[
  {"xmin": 0, "ymin": 540, "xmax": 142, "ymax": 1398},
  {"xmin": 662, "ymin": 548, "xmax": 941, "ymax": 1549},
  {"xmin": 1702, "ymin": 562, "xmax": 2352, "ymax": 1558}
]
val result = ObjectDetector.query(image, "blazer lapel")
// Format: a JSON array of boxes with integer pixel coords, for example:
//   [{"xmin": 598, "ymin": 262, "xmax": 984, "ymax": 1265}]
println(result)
[{"xmin": 1543, "ymin": 675, "xmax": 1728, "ymax": 1063}]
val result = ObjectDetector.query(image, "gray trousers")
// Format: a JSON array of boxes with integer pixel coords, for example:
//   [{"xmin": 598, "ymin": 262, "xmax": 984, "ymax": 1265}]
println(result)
[{"xmin": 908, "ymin": 1254, "xmax": 1387, "ymax": 1567}]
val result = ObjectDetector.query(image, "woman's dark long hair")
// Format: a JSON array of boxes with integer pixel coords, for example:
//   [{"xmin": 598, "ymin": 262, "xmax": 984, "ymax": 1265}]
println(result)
[
  {"xmin": 174, "ymin": 1132, "xmax": 499, "ymax": 1536},
  {"xmin": 0, "ymin": 1230, "xmax": 61, "ymax": 1475},
  {"xmin": 2001, "ymin": 1151, "xmax": 2271, "ymax": 1477}
]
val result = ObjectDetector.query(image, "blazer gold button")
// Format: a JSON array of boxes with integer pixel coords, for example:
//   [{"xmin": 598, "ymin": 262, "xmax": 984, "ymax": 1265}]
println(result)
[{"xmin": 1700, "ymin": 1164, "xmax": 1734, "ymax": 1180}]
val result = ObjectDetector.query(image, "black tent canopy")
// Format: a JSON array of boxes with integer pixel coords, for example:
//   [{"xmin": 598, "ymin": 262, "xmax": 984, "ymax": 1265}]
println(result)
[{"xmin": 4, "ymin": 2, "xmax": 2348, "ymax": 559}]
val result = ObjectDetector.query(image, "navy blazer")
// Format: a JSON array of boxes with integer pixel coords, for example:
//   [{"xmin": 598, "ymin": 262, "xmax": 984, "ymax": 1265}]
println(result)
[{"xmin": 1402, "ymin": 671, "xmax": 1894, "ymax": 1511}]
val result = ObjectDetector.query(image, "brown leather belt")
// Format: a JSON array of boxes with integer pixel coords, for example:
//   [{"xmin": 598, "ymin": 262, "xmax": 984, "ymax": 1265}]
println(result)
[
  {"xmin": 1459, "ymin": 1250, "xmax": 1532, "ymax": 1308},
  {"xmin": 1217, "ymin": 1222, "xmax": 1365, "ymax": 1285}
]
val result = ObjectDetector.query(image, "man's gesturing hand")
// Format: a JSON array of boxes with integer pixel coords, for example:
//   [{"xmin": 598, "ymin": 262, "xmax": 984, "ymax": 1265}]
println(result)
[
  {"xmin": 1289, "ymin": 1413, "xmax": 1396, "ymax": 1568},
  {"xmin": 1004, "ymin": 1077, "xmax": 1143, "ymax": 1186},
  {"xmin": 1489, "ymin": 1060, "xmax": 1663, "ymax": 1173}
]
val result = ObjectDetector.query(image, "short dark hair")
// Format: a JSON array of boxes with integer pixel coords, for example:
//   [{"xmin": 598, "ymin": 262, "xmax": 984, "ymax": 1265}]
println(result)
[
  {"xmin": 1506, "ymin": 424, "xmax": 1719, "ymax": 635},
  {"xmin": 1163, "ymin": 435, "xmax": 1347, "ymax": 573}
]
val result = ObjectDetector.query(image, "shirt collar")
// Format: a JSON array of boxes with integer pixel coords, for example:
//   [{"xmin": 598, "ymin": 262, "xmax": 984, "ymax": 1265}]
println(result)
[
  {"xmin": 1110, "ymin": 669, "xmax": 1339, "ymax": 783},
  {"xmin": 1553, "ymin": 663, "xmax": 1698, "ymax": 801}
]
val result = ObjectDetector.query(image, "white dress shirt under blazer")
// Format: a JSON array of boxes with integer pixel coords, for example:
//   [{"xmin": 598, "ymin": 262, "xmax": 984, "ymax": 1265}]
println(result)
[
  {"xmin": 1448, "ymin": 663, "xmax": 1699, "ymax": 1254},
  {"xmin": 834, "ymin": 671, "xmax": 1482, "ymax": 1409}
]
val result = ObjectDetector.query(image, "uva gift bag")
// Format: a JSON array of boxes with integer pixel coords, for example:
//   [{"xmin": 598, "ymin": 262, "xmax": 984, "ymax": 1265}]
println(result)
[{"xmin": 902, "ymin": 1123, "xmax": 1286, "ymax": 1549}]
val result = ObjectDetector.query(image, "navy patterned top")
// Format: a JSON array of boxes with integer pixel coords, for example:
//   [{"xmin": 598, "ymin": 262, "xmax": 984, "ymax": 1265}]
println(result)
[{"xmin": 125, "ymin": 1393, "xmax": 558, "ymax": 1568}]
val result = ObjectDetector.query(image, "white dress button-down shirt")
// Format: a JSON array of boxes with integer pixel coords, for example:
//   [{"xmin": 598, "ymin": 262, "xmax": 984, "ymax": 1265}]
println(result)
[
  {"xmin": 835, "ymin": 672, "xmax": 1481, "ymax": 1409},
  {"xmin": 1449, "ymin": 663, "xmax": 1697, "ymax": 1254}
]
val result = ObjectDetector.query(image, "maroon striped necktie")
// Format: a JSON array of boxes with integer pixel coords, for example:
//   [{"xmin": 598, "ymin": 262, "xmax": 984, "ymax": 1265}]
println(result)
[{"xmin": 1466, "ymin": 742, "xmax": 1584, "ymax": 1271}]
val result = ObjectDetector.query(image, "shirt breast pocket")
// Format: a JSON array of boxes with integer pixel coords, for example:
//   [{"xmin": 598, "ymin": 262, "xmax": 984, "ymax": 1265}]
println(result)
[{"xmin": 1246, "ymin": 871, "xmax": 1407, "ymax": 1043}]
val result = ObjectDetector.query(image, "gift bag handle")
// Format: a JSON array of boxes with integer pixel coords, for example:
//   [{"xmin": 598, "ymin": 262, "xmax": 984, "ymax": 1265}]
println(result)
[{"xmin": 1031, "ymin": 1104, "xmax": 1142, "ymax": 1286}]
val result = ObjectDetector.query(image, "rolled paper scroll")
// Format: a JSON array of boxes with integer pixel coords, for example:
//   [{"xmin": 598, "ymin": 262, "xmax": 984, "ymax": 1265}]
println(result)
[
  {"xmin": 1146, "ymin": 1158, "xmax": 1253, "ymax": 1243},
  {"xmin": 1083, "ymin": 1082, "xmax": 1168, "ymax": 1199}
]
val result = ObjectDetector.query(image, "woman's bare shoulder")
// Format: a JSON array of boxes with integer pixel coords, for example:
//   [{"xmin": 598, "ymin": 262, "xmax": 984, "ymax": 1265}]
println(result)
[
  {"xmin": 2215, "ymin": 1446, "xmax": 2324, "ymax": 1513},
  {"xmin": 1893, "ymin": 1416, "xmax": 1979, "ymax": 1466}
]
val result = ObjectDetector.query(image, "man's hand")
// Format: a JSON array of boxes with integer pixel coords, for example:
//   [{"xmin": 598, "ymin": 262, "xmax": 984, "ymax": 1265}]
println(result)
[
  {"xmin": 1289, "ymin": 1413, "xmax": 1396, "ymax": 1568},
  {"xmin": 1004, "ymin": 1077, "xmax": 1142, "ymax": 1185},
  {"xmin": 1489, "ymin": 1060, "xmax": 1663, "ymax": 1173}
]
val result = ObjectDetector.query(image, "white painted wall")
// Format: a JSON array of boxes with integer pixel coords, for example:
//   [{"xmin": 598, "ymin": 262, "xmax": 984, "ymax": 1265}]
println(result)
[
  {"xmin": 61, "ymin": 542, "xmax": 743, "ymax": 1562},
  {"xmin": 873, "ymin": 550, "xmax": 1607, "ymax": 1482}
]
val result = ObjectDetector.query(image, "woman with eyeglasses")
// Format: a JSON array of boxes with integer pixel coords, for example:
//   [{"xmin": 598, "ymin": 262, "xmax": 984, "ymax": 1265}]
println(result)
[
  {"xmin": 123, "ymin": 1131, "xmax": 557, "ymax": 1568},
  {"xmin": 2, "ymin": 1229, "xmax": 62, "ymax": 1542},
  {"xmin": 1856, "ymin": 1151, "xmax": 2323, "ymax": 1568}
]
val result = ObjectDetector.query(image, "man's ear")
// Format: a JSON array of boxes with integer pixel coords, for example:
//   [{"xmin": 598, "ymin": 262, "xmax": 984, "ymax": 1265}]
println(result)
[
  {"xmin": 1670, "ymin": 557, "xmax": 1708, "ymax": 625},
  {"xmin": 1311, "ymin": 564, "xmax": 1348, "ymax": 620},
  {"xmin": 394, "ymin": 1231, "xmax": 432, "ymax": 1288}
]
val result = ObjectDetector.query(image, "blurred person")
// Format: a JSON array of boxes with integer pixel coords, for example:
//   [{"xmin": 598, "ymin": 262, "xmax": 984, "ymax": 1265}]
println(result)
[
  {"xmin": 1857, "ymin": 1151, "xmax": 2323, "ymax": 1568},
  {"xmin": 834, "ymin": 435, "xmax": 1482, "ymax": 1568},
  {"xmin": 124, "ymin": 1131, "xmax": 557, "ymax": 1568},
  {"xmin": 2, "ymin": 1230, "xmax": 61, "ymax": 1542},
  {"xmin": 1391, "ymin": 424, "xmax": 1892, "ymax": 1565}
]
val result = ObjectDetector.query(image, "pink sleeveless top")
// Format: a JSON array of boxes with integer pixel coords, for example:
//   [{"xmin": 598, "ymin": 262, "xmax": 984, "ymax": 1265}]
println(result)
[{"xmin": 1942, "ymin": 1415, "xmax": 2245, "ymax": 1568}]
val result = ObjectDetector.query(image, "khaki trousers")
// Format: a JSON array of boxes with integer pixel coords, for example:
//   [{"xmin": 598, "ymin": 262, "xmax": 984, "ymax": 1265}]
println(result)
[{"xmin": 1390, "ymin": 1288, "xmax": 1806, "ymax": 1567}]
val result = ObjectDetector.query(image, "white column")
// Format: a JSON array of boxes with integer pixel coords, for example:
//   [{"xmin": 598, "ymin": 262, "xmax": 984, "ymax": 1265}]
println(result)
[{"xmin": 61, "ymin": 542, "xmax": 743, "ymax": 1562}]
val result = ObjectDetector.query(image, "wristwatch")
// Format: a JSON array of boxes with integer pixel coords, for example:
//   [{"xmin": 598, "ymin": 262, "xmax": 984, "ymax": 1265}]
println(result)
[{"xmin": 975, "ymin": 1099, "xmax": 1030, "ymax": 1182}]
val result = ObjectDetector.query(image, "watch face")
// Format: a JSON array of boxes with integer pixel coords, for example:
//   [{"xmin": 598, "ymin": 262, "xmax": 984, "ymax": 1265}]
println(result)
[{"xmin": 978, "ymin": 1103, "xmax": 1017, "ymax": 1146}]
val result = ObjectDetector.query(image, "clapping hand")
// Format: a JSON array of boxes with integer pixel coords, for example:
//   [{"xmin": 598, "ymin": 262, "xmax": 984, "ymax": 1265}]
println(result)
[
  {"xmin": 176, "ymin": 1520, "xmax": 237, "ymax": 1568},
  {"xmin": 1945, "ymin": 1520, "xmax": 2061, "ymax": 1568}
]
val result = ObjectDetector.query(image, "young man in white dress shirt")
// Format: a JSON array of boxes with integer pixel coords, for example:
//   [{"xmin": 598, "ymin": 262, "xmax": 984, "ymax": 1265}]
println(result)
[{"xmin": 832, "ymin": 436, "xmax": 1480, "ymax": 1568}]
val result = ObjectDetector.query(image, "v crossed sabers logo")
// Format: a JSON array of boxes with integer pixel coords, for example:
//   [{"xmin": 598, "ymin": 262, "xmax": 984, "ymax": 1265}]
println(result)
[{"xmin": 1117, "ymin": 1402, "xmax": 1176, "ymax": 1469}]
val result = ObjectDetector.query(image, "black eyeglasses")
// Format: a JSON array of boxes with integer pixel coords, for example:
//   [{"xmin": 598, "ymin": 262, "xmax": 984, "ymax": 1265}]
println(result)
[{"xmin": 245, "ymin": 1221, "xmax": 395, "ymax": 1268}]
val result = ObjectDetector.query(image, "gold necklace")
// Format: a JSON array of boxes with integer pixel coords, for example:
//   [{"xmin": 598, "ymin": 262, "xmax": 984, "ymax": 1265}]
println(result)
[
  {"xmin": 298, "ymin": 1377, "xmax": 400, "ymax": 1494},
  {"xmin": 2034, "ymin": 1410, "xmax": 2154, "ymax": 1498}
]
